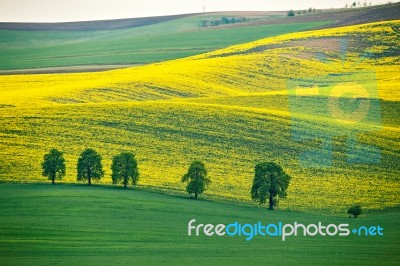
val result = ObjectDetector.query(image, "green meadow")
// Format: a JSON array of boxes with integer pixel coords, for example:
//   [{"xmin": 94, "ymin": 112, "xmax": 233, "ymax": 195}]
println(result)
[
  {"xmin": 0, "ymin": 19, "xmax": 328, "ymax": 70},
  {"xmin": 0, "ymin": 184, "xmax": 399, "ymax": 265}
]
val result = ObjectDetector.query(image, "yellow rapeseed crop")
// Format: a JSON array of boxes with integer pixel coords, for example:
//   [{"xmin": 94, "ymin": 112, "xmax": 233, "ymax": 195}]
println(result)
[{"xmin": 0, "ymin": 20, "xmax": 399, "ymax": 213}]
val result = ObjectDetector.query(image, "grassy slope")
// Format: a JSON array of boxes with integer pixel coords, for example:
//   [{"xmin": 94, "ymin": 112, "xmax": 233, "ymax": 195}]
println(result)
[
  {"xmin": 0, "ymin": 184, "xmax": 398, "ymax": 265},
  {"xmin": 0, "ymin": 14, "xmax": 327, "ymax": 70},
  {"xmin": 1, "ymin": 3, "xmax": 399, "ymax": 72},
  {"xmin": 0, "ymin": 21, "xmax": 399, "ymax": 213}
]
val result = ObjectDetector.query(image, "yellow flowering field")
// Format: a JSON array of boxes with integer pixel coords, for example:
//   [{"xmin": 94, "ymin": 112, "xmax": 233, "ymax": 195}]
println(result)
[{"xmin": 0, "ymin": 20, "xmax": 399, "ymax": 213}]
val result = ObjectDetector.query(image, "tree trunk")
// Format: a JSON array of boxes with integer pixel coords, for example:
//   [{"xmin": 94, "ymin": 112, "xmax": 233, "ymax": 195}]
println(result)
[
  {"xmin": 124, "ymin": 177, "xmax": 127, "ymax": 189},
  {"xmin": 51, "ymin": 172, "xmax": 55, "ymax": 184},
  {"xmin": 194, "ymin": 192, "xmax": 198, "ymax": 199},
  {"xmin": 87, "ymin": 168, "xmax": 91, "ymax": 186},
  {"xmin": 52, "ymin": 178, "xmax": 55, "ymax": 185},
  {"xmin": 269, "ymin": 195, "xmax": 274, "ymax": 210}
]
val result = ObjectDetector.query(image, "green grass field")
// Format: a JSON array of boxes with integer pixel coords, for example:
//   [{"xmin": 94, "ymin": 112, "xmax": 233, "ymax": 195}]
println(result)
[
  {"xmin": 0, "ymin": 16, "xmax": 328, "ymax": 70},
  {"xmin": 2, "ymin": 2, "xmax": 399, "ymax": 72},
  {"xmin": 0, "ymin": 184, "xmax": 398, "ymax": 265}
]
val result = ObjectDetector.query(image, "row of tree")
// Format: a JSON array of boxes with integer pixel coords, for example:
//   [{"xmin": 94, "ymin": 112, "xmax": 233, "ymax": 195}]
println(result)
[
  {"xmin": 42, "ymin": 148, "xmax": 138, "ymax": 188},
  {"xmin": 345, "ymin": 1, "xmax": 373, "ymax": 8},
  {"xmin": 288, "ymin": 7, "xmax": 319, "ymax": 16},
  {"xmin": 288, "ymin": 1, "xmax": 383, "ymax": 16},
  {"xmin": 42, "ymin": 148, "xmax": 291, "ymax": 210},
  {"xmin": 200, "ymin": 17, "xmax": 248, "ymax": 27}
]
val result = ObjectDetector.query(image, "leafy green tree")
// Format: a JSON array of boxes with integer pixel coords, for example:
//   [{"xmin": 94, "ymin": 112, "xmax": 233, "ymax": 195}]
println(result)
[
  {"xmin": 42, "ymin": 148, "xmax": 66, "ymax": 184},
  {"xmin": 181, "ymin": 161, "xmax": 211, "ymax": 199},
  {"xmin": 200, "ymin": 19, "xmax": 208, "ymax": 27},
  {"xmin": 111, "ymin": 152, "xmax": 139, "ymax": 188},
  {"xmin": 221, "ymin": 16, "xmax": 230, "ymax": 24},
  {"xmin": 251, "ymin": 162, "xmax": 291, "ymax": 210},
  {"xmin": 287, "ymin": 10, "xmax": 295, "ymax": 16},
  {"xmin": 347, "ymin": 205, "xmax": 363, "ymax": 218},
  {"xmin": 77, "ymin": 148, "xmax": 104, "ymax": 185}
]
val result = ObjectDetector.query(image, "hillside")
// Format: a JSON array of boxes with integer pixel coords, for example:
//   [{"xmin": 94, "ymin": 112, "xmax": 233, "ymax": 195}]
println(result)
[
  {"xmin": 0, "ymin": 19, "xmax": 326, "ymax": 72},
  {"xmin": 1, "ymin": 184, "xmax": 399, "ymax": 264},
  {"xmin": 0, "ymin": 20, "xmax": 399, "ymax": 213},
  {"xmin": 0, "ymin": 13, "xmax": 195, "ymax": 31},
  {"xmin": 223, "ymin": 2, "xmax": 400, "ymax": 29},
  {"xmin": 0, "ymin": 3, "xmax": 399, "ymax": 72}
]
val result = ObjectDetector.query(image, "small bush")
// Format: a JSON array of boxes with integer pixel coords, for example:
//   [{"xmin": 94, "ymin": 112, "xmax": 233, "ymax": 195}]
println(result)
[
  {"xmin": 347, "ymin": 205, "xmax": 363, "ymax": 218},
  {"xmin": 287, "ymin": 10, "xmax": 295, "ymax": 16}
]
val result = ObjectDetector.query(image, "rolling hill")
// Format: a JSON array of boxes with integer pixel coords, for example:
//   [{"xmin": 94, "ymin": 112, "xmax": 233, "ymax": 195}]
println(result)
[
  {"xmin": 0, "ymin": 184, "xmax": 399, "ymax": 265},
  {"xmin": 0, "ymin": 13, "xmax": 325, "ymax": 72},
  {"xmin": 0, "ymin": 3, "xmax": 399, "ymax": 72},
  {"xmin": 0, "ymin": 18, "xmax": 399, "ymax": 214}
]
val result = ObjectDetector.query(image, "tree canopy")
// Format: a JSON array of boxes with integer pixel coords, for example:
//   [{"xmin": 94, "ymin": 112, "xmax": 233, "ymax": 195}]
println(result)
[
  {"xmin": 41, "ymin": 148, "xmax": 66, "ymax": 184},
  {"xmin": 77, "ymin": 148, "xmax": 104, "ymax": 185},
  {"xmin": 348, "ymin": 205, "xmax": 363, "ymax": 218},
  {"xmin": 111, "ymin": 152, "xmax": 139, "ymax": 188},
  {"xmin": 251, "ymin": 162, "xmax": 291, "ymax": 210},
  {"xmin": 181, "ymin": 161, "xmax": 211, "ymax": 199}
]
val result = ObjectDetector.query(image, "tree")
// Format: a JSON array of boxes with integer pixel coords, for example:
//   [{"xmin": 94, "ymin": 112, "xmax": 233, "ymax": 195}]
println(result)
[
  {"xmin": 111, "ymin": 152, "xmax": 139, "ymax": 188},
  {"xmin": 221, "ymin": 16, "xmax": 230, "ymax": 24},
  {"xmin": 42, "ymin": 148, "xmax": 66, "ymax": 184},
  {"xmin": 287, "ymin": 10, "xmax": 295, "ymax": 16},
  {"xmin": 352, "ymin": 2, "xmax": 357, "ymax": 7},
  {"xmin": 181, "ymin": 161, "xmax": 211, "ymax": 199},
  {"xmin": 347, "ymin": 205, "xmax": 363, "ymax": 218},
  {"xmin": 251, "ymin": 162, "xmax": 291, "ymax": 210},
  {"xmin": 77, "ymin": 148, "xmax": 104, "ymax": 185},
  {"xmin": 308, "ymin": 7, "xmax": 312, "ymax": 12}
]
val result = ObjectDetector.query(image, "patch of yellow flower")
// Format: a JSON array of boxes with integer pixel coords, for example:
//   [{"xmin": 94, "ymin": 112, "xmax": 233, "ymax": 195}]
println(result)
[{"xmin": 0, "ymin": 20, "xmax": 399, "ymax": 213}]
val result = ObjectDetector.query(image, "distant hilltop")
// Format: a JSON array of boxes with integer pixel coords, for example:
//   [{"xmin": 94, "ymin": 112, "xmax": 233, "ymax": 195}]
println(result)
[{"xmin": 0, "ymin": 2, "xmax": 399, "ymax": 31}]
